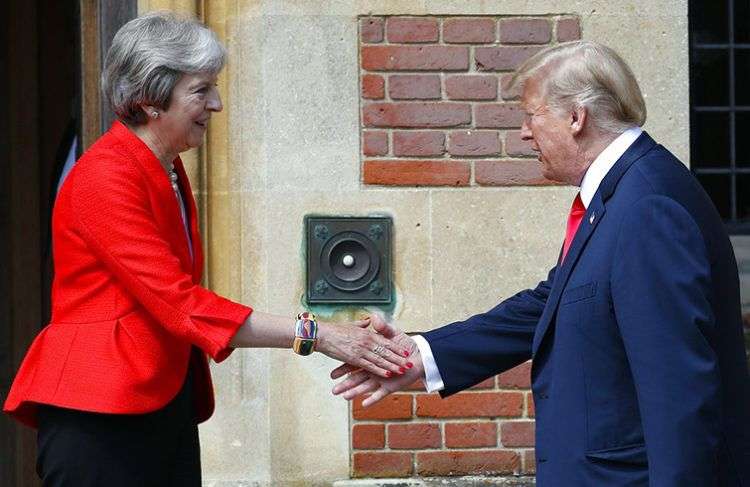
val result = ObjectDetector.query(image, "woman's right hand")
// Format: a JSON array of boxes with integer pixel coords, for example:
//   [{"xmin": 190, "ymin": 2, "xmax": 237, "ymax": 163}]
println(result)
[
  {"xmin": 316, "ymin": 317, "xmax": 414, "ymax": 378},
  {"xmin": 329, "ymin": 315, "xmax": 423, "ymax": 406}
]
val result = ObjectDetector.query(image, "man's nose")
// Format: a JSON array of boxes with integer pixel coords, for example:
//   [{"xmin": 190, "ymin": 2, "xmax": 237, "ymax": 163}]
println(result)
[{"xmin": 520, "ymin": 120, "xmax": 532, "ymax": 141}]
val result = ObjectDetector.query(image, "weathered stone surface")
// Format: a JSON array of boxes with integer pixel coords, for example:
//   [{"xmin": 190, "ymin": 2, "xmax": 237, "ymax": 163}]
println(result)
[
  {"xmin": 334, "ymin": 478, "xmax": 536, "ymax": 487},
  {"xmin": 167, "ymin": 1, "xmax": 690, "ymax": 485}
]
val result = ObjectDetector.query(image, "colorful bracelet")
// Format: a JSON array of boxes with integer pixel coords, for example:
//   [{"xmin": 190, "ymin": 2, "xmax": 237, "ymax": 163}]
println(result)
[{"xmin": 292, "ymin": 311, "xmax": 318, "ymax": 356}]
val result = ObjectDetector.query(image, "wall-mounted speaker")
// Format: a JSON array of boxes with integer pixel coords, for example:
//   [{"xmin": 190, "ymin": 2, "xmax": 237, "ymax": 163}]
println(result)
[{"xmin": 305, "ymin": 216, "xmax": 392, "ymax": 304}]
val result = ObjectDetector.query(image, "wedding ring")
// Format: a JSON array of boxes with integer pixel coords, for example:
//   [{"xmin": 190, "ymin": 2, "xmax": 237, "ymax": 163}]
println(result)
[{"xmin": 372, "ymin": 344, "xmax": 386, "ymax": 356}]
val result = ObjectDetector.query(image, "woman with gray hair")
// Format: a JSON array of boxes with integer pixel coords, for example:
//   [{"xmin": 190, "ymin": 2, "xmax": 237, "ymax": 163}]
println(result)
[{"xmin": 3, "ymin": 11, "xmax": 412, "ymax": 486}]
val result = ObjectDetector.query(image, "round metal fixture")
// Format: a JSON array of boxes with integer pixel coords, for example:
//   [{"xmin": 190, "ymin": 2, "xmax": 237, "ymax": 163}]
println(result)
[{"xmin": 320, "ymin": 231, "xmax": 380, "ymax": 291}]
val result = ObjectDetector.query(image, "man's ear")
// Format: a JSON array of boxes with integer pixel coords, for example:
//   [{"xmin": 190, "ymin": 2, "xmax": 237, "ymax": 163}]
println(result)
[{"xmin": 570, "ymin": 106, "xmax": 587, "ymax": 136}]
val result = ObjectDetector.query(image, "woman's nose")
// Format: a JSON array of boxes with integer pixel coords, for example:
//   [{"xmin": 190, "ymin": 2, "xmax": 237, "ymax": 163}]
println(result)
[{"xmin": 207, "ymin": 90, "xmax": 223, "ymax": 112}]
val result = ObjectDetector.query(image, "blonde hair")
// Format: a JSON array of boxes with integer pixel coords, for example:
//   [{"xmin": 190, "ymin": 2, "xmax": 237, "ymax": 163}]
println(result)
[{"xmin": 510, "ymin": 41, "xmax": 647, "ymax": 134}]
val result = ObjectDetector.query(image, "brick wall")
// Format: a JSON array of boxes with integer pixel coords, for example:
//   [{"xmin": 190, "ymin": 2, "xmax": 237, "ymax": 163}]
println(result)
[
  {"xmin": 353, "ymin": 14, "xmax": 581, "ymax": 479},
  {"xmin": 359, "ymin": 15, "xmax": 581, "ymax": 187},
  {"xmin": 351, "ymin": 361, "xmax": 535, "ymax": 478}
]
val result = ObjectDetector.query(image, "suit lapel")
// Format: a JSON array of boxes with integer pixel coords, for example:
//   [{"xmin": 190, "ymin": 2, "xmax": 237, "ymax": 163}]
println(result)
[
  {"xmin": 109, "ymin": 122, "xmax": 196, "ymax": 276},
  {"xmin": 173, "ymin": 158, "xmax": 204, "ymax": 282},
  {"xmin": 531, "ymin": 131, "xmax": 658, "ymax": 356},
  {"xmin": 148, "ymin": 163, "xmax": 195, "ymax": 275},
  {"xmin": 531, "ymin": 194, "xmax": 605, "ymax": 354}
]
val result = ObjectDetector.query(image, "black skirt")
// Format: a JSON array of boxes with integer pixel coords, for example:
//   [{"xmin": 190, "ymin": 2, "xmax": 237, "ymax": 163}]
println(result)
[{"xmin": 36, "ymin": 367, "xmax": 200, "ymax": 487}]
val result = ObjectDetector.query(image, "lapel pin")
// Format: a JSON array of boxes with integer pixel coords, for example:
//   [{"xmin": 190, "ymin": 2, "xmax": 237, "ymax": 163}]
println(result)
[{"xmin": 589, "ymin": 213, "xmax": 596, "ymax": 224}]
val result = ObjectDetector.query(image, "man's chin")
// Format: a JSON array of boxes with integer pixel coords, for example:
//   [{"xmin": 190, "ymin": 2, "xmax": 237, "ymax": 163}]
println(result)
[
  {"xmin": 539, "ymin": 162, "xmax": 553, "ymax": 181},
  {"xmin": 540, "ymin": 167, "xmax": 565, "ymax": 184}
]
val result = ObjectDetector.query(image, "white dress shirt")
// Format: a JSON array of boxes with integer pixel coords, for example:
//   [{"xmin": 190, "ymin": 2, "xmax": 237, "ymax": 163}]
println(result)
[{"xmin": 413, "ymin": 126, "xmax": 644, "ymax": 392}]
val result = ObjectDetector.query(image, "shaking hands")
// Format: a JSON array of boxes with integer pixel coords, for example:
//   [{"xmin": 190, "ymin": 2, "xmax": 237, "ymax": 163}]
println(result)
[{"xmin": 330, "ymin": 314, "xmax": 425, "ymax": 407}]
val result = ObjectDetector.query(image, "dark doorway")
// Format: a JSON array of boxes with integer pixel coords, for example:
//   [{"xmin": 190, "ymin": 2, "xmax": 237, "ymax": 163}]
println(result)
[
  {"xmin": 1, "ymin": 1, "xmax": 80, "ymax": 485},
  {"xmin": 2, "ymin": 1, "xmax": 138, "ymax": 483}
]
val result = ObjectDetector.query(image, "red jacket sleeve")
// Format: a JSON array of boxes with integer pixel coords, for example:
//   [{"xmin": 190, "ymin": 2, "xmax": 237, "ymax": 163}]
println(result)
[{"xmin": 68, "ymin": 152, "xmax": 251, "ymax": 362}]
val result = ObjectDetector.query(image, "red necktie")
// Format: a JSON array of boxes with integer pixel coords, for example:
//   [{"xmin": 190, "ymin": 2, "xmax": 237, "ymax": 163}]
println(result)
[{"xmin": 561, "ymin": 193, "xmax": 586, "ymax": 263}]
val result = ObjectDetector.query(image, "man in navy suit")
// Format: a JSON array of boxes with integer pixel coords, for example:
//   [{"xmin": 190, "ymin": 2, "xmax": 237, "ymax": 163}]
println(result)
[{"xmin": 333, "ymin": 41, "xmax": 750, "ymax": 486}]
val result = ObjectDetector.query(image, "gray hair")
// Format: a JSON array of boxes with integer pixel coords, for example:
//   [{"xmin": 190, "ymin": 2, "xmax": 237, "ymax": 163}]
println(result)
[
  {"xmin": 510, "ymin": 41, "xmax": 647, "ymax": 134},
  {"xmin": 101, "ymin": 11, "xmax": 226, "ymax": 125}
]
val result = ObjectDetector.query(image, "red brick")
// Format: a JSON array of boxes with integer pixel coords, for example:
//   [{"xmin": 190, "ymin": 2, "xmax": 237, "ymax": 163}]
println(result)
[
  {"xmin": 443, "ymin": 18, "xmax": 496, "ymax": 44},
  {"xmin": 500, "ymin": 73, "xmax": 523, "ymax": 100},
  {"xmin": 445, "ymin": 422, "xmax": 498, "ymax": 448},
  {"xmin": 475, "ymin": 159, "xmax": 559, "ymax": 186},
  {"xmin": 362, "ymin": 46, "xmax": 469, "ymax": 71},
  {"xmin": 499, "ymin": 18, "xmax": 552, "ymax": 44},
  {"xmin": 353, "ymin": 394, "xmax": 412, "ymax": 420},
  {"xmin": 416, "ymin": 391, "xmax": 524, "ymax": 418},
  {"xmin": 363, "ymin": 103, "xmax": 471, "ymax": 128},
  {"xmin": 448, "ymin": 131, "xmax": 501, "ymax": 157},
  {"xmin": 352, "ymin": 424, "xmax": 385, "ymax": 449},
  {"xmin": 417, "ymin": 450, "xmax": 519, "ymax": 476},
  {"xmin": 361, "ymin": 17, "xmax": 384, "ymax": 43},
  {"xmin": 393, "ymin": 131, "xmax": 445, "ymax": 156},
  {"xmin": 557, "ymin": 17, "xmax": 581, "ymax": 42},
  {"xmin": 497, "ymin": 361, "xmax": 532, "ymax": 388},
  {"xmin": 501, "ymin": 421, "xmax": 535, "ymax": 447},
  {"xmin": 388, "ymin": 423, "xmax": 442, "ymax": 449},
  {"xmin": 527, "ymin": 392, "xmax": 535, "ymax": 417},
  {"xmin": 361, "ymin": 74, "xmax": 385, "ymax": 100},
  {"xmin": 388, "ymin": 75, "xmax": 441, "ymax": 100},
  {"xmin": 362, "ymin": 131, "xmax": 388, "ymax": 156},
  {"xmin": 524, "ymin": 449, "xmax": 536, "ymax": 474},
  {"xmin": 469, "ymin": 377, "xmax": 496, "ymax": 390},
  {"xmin": 475, "ymin": 103, "xmax": 525, "ymax": 129},
  {"xmin": 386, "ymin": 17, "xmax": 439, "ymax": 43},
  {"xmin": 475, "ymin": 46, "xmax": 542, "ymax": 71},
  {"xmin": 445, "ymin": 75, "xmax": 498, "ymax": 101},
  {"xmin": 353, "ymin": 452, "xmax": 413, "ymax": 478},
  {"xmin": 364, "ymin": 160, "xmax": 470, "ymax": 187}
]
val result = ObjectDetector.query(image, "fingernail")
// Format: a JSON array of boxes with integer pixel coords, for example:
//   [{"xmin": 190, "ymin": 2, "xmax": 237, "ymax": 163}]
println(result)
[
  {"xmin": 406, "ymin": 362, "xmax": 413, "ymax": 369},
  {"xmin": 403, "ymin": 350, "xmax": 410, "ymax": 357},
  {"xmin": 399, "ymin": 367, "xmax": 406, "ymax": 374},
  {"xmin": 386, "ymin": 371, "xmax": 393, "ymax": 378}
]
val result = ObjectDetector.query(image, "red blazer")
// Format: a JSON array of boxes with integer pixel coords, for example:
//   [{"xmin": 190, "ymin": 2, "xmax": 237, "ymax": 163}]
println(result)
[{"xmin": 3, "ymin": 121, "xmax": 252, "ymax": 428}]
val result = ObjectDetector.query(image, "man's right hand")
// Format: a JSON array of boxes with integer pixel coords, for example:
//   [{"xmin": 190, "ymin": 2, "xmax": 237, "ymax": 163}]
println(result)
[{"xmin": 331, "ymin": 314, "xmax": 426, "ymax": 407}]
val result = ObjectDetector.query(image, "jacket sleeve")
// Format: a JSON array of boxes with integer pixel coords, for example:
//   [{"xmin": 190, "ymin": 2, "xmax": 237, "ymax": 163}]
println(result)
[
  {"xmin": 612, "ymin": 195, "xmax": 720, "ymax": 485},
  {"xmin": 68, "ymin": 154, "xmax": 252, "ymax": 362},
  {"xmin": 422, "ymin": 266, "xmax": 555, "ymax": 396}
]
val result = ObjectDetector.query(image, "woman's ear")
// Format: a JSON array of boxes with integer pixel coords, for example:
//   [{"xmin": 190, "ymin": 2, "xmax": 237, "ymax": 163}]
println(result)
[{"xmin": 140, "ymin": 104, "xmax": 161, "ymax": 120}]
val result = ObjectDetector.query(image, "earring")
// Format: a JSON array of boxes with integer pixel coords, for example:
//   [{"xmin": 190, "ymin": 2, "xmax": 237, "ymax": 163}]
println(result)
[{"xmin": 151, "ymin": 111, "xmax": 159, "ymax": 119}]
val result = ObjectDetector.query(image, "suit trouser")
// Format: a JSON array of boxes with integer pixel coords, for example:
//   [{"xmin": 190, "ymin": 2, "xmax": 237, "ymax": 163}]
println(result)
[{"xmin": 35, "ymin": 368, "xmax": 200, "ymax": 487}]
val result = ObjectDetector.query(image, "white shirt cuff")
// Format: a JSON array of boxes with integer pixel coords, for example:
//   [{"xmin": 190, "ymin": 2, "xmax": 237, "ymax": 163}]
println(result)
[{"xmin": 412, "ymin": 334, "xmax": 445, "ymax": 393}]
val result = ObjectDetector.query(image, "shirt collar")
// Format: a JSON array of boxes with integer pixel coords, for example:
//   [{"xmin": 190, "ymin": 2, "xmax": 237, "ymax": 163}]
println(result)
[{"xmin": 579, "ymin": 126, "xmax": 643, "ymax": 208}]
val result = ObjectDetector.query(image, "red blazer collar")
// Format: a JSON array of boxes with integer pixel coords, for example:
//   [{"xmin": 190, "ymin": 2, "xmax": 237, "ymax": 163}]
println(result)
[{"xmin": 108, "ymin": 121, "xmax": 204, "ymax": 281}]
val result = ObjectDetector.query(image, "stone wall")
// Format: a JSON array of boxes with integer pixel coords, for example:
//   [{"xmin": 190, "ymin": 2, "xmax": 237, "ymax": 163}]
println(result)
[{"xmin": 135, "ymin": 1, "xmax": 689, "ymax": 485}]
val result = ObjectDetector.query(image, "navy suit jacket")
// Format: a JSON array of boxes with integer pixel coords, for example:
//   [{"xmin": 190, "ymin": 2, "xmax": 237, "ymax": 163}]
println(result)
[{"xmin": 423, "ymin": 132, "xmax": 750, "ymax": 486}]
